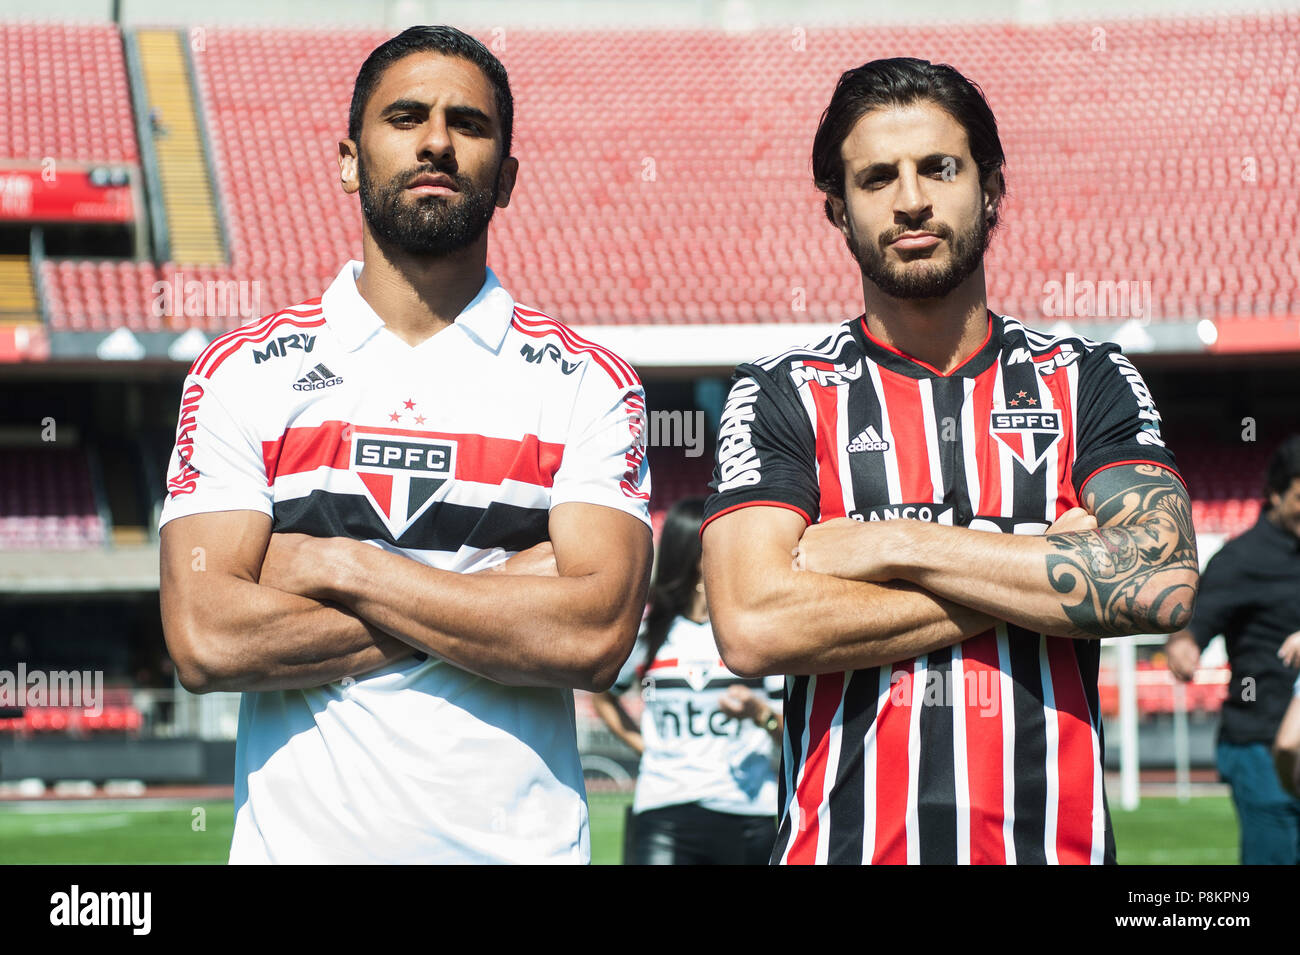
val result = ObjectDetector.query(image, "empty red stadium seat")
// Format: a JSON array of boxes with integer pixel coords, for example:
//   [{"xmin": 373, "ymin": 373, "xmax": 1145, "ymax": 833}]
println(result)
[
  {"xmin": 26, "ymin": 14, "xmax": 1300, "ymax": 332},
  {"xmin": 0, "ymin": 447, "xmax": 104, "ymax": 549}
]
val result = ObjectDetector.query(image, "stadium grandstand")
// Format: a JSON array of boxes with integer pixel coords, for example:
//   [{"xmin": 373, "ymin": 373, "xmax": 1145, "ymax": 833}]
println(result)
[{"xmin": 1, "ymin": 0, "xmax": 1298, "ymax": 864}]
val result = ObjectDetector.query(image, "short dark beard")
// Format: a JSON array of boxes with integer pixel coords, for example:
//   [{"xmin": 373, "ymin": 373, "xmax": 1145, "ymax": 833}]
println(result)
[
  {"xmin": 358, "ymin": 156, "xmax": 500, "ymax": 258},
  {"xmin": 846, "ymin": 211, "xmax": 990, "ymax": 300}
]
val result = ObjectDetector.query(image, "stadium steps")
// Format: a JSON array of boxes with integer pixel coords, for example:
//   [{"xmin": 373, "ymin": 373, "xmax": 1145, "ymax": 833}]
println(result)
[
  {"xmin": 0, "ymin": 256, "xmax": 41, "ymax": 325},
  {"xmin": 135, "ymin": 29, "xmax": 225, "ymax": 265}
]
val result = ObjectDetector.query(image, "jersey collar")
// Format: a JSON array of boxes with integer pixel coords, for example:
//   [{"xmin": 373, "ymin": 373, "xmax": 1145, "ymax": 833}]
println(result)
[
  {"xmin": 851, "ymin": 308, "xmax": 1003, "ymax": 379},
  {"xmin": 321, "ymin": 260, "xmax": 515, "ymax": 353}
]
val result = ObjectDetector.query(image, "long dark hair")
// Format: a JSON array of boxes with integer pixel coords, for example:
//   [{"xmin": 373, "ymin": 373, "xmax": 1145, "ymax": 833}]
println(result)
[
  {"xmin": 641, "ymin": 497, "xmax": 707, "ymax": 677},
  {"xmin": 811, "ymin": 57, "xmax": 1007, "ymax": 230}
]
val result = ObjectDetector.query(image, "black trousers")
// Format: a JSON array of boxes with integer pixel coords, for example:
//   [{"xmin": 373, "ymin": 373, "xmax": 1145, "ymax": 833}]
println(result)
[{"xmin": 626, "ymin": 802, "xmax": 776, "ymax": 865}]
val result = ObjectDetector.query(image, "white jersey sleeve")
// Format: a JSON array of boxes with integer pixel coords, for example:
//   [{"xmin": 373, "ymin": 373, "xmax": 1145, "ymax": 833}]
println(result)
[
  {"xmin": 158, "ymin": 371, "xmax": 273, "ymax": 529},
  {"xmin": 549, "ymin": 361, "xmax": 651, "ymax": 527}
]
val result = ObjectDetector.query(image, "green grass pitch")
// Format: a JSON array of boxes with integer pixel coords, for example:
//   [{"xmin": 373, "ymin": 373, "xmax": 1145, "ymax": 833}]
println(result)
[{"xmin": 0, "ymin": 793, "xmax": 1238, "ymax": 865}]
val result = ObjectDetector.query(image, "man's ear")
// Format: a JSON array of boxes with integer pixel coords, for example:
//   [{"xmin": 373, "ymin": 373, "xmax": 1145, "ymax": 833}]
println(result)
[
  {"xmin": 981, "ymin": 169, "xmax": 1004, "ymax": 229},
  {"xmin": 495, "ymin": 155, "xmax": 519, "ymax": 209},
  {"xmin": 338, "ymin": 139, "xmax": 360, "ymax": 195},
  {"xmin": 828, "ymin": 194, "xmax": 851, "ymax": 239}
]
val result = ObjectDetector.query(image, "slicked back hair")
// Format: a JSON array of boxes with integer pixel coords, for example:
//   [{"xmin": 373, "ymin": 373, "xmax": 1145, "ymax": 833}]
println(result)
[
  {"xmin": 348, "ymin": 25, "xmax": 513, "ymax": 158},
  {"xmin": 812, "ymin": 56, "xmax": 1006, "ymax": 229}
]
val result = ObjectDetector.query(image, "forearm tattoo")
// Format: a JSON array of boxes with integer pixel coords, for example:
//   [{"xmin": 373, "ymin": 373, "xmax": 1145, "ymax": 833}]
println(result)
[{"xmin": 1046, "ymin": 463, "xmax": 1198, "ymax": 637}]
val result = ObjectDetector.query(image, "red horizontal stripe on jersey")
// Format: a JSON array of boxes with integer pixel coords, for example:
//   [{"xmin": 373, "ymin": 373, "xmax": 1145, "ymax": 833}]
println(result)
[
  {"xmin": 872, "ymin": 662, "xmax": 912, "ymax": 864},
  {"xmin": 262, "ymin": 420, "xmax": 565, "ymax": 488},
  {"xmin": 961, "ymin": 631, "xmax": 1007, "ymax": 865},
  {"xmin": 192, "ymin": 302, "xmax": 323, "ymax": 378},
  {"xmin": 804, "ymin": 368, "xmax": 845, "ymax": 520},
  {"xmin": 200, "ymin": 313, "xmax": 327, "ymax": 379},
  {"xmin": 1046, "ymin": 637, "xmax": 1096, "ymax": 864},
  {"xmin": 877, "ymin": 366, "xmax": 932, "ymax": 502},
  {"xmin": 264, "ymin": 420, "xmax": 352, "ymax": 478},
  {"xmin": 786, "ymin": 671, "xmax": 844, "ymax": 865}
]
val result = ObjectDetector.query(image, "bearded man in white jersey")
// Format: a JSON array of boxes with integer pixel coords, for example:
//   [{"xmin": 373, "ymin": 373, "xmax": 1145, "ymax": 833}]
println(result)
[{"xmin": 158, "ymin": 26, "xmax": 652, "ymax": 863}]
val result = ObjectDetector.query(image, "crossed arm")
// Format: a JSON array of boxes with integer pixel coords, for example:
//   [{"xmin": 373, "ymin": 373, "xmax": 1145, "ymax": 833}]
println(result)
[
  {"xmin": 703, "ymin": 463, "xmax": 1199, "ymax": 677},
  {"xmin": 160, "ymin": 502, "xmax": 651, "ymax": 694}
]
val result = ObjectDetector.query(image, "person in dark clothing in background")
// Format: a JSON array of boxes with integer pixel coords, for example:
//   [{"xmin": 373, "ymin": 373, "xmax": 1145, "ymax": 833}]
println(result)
[{"xmin": 1166, "ymin": 434, "xmax": 1300, "ymax": 864}]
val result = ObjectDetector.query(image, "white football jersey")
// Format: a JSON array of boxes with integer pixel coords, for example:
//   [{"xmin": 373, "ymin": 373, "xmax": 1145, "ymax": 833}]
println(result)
[
  {"xmin": 613, "ymin": 617, "xmax": 781, "ymax": 817},
  {"xmin": 160, "ymin": 261, "xmax": 651, "ymax": 863}
]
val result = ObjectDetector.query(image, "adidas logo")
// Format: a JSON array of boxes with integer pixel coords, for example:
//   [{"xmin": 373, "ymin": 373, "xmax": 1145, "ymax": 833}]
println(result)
[
  {"xmin": 293, "ymin": 363, "xmax": 343, "ymax": 392},
  {"xmin": 846, "ymin": 425, "xmax": 890, "ymax": 453}
]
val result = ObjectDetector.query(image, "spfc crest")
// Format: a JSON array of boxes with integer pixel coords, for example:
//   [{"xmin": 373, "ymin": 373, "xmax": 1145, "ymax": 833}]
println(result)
[
  {"xmin": 680, "ymin": 653, "xmax": 721, "ymax": 692},
  {"xmin": 989, "ymin": 409, "xmax": 1062, "ymax": 473},
  {"xmin": 352, "ymin": 429, "xmax": 457, "ymax": 538}
]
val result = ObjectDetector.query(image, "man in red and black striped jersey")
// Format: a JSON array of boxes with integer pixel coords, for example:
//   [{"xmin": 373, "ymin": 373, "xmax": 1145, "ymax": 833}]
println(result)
[{"xmin": 701, "ymin": 58, "xmax": 1199, "ymax": 864}]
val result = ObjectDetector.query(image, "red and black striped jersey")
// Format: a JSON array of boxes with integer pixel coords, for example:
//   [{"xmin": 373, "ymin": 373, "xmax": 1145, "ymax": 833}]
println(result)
[{"xmin": 701, "ymin": 309, "xmax": 1183, "ymax": 865}]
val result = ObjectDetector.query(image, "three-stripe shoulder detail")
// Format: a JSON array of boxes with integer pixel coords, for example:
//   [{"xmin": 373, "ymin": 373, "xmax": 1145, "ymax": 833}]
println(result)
[
  {"xmin": 754, "ymin": 325, "xmax": 857, "ymax": 371},
  {"xmin": 1001, "ymin": 314, "xmax": 1106, "ymax": 354},
  {"xmin": 190, "ymin": 300, "xmax": 326, "ymax": 380},
  {"xmin": 511, "ymin": 305, "xmax": 640, "ymax": 389}
]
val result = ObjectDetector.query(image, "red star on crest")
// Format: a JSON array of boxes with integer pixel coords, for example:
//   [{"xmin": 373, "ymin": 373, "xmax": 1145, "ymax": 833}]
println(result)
[
  {"xmin": 1009, "ymin": 399, "xmax": 1019, "ymax": 407},
  {"xmin": 1027, "ymin": 397, "xmax": 1038, "ymax": 406},
  {"xmin": 388, "ymin": 412, "xmax": 401, "ymax": 422},
  {"xmin": 403, "ymin": 399, "xmax": 416, "ymax": 410},
  {"xmin": 1016, "ymin": 390, "xmax": 1028, "ymax": 398},
  {"xmin": 414, "ymin": 415, "xmax": 426, "ymax": 425}
]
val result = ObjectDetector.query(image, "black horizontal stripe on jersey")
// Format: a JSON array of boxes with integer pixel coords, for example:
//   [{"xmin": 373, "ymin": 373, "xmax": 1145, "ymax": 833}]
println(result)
[
  {"xmin": 642, "ymin": 676, "xmax": 766, "ymax": 691},
  {"xmin": 272, "ymin": 489, "xmax": 550, "ymax": 553}
]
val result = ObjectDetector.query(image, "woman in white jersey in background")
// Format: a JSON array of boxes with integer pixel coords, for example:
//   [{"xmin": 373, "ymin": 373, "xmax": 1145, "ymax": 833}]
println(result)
[{"xmin": 592, "ymin": 497, "xmax": 783, "ymax": 864}]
